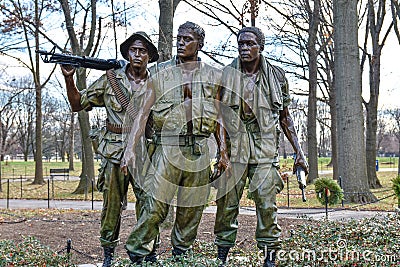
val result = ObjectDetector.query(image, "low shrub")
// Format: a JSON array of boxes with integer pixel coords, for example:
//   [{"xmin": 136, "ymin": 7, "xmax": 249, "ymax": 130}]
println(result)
[
  {"xmin": 281, "ymin": 213, "xmax": 400, "ymax": 266},
  {"xmin": 392, "ymin": 175, "xmax": 400, "ymax": 208},
  {"xmin": 0, "ymin": 236, "xmax": 70, "ymax": 266}
]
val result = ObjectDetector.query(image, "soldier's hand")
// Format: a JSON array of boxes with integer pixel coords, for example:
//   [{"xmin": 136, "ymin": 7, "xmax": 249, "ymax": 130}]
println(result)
[
  {"xmin": 218, "ymin": 150, "xmax": 232, "ymax": 178},
  {"xmin": 120, "ymin": 154, "xmax": 135, "ymax": 176},
  {"xmin": 121, "ymin": 164, "xmax": 128, "ymax": 176},
  {"xmin": 61, "ymin": 64, "xmax": 75, "ymax": 77},
  {"xmin": 293, "ymin": 154, "xmax": 309, "ymax": 176}
]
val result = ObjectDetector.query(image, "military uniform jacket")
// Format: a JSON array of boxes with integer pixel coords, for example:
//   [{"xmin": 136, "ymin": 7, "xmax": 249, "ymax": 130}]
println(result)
[
  {"xmin": 220, "ymin": 55, "xmax": 291, "ymax": 164},
  {"xmin": 149, "ymin": 56, "xmax": 222, "ymax": 137},
  {"xmin": 80, "ymin": 63, "xmax": 148, "ymax": 165}
]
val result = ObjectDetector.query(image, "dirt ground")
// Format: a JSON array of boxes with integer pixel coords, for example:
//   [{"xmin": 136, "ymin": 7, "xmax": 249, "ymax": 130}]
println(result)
[{"xmin": 0, "ymin": 209, "xmax": 305, "ymax": 265}]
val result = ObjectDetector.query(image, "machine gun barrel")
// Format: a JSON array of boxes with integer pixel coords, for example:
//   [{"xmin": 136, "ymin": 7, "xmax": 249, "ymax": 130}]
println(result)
[{"xmin": 36, "ymin": 47, "xmax": 123, "ymax": 71}]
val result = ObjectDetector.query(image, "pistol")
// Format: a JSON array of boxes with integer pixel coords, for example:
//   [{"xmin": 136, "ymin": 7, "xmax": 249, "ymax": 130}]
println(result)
[
  {"xmin": 295, "ymin": 166, "xmax": 307, "ymax": 202},
  {"xmin": 209, "ymin": 151, "xmax": 221, "ymax": 187}
]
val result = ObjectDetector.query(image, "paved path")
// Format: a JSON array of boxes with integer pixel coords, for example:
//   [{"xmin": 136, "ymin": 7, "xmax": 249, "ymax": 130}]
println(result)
[{"xmin": 1, "ymin": 199, "xmax": 395, "ymax": 221}]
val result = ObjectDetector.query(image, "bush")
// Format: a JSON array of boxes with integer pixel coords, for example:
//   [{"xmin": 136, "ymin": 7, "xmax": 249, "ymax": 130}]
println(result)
[
  {"xmin": 0, "ymin": 236, "xmax": 71, "ymax": 267},
  {"xmin": 281, "ymin": 213, "xmax": 400, "ymax": 266},
  {"xmin": 314, "ymin": 177, "xmax": 344, "ymax": 206},
  {"xmin": 112, "ymin": 240, "xmax": 261, "ymax": 266},
  {"xmin": 392, "ymin": 175, "xmax": 400, "ymax": 207}
]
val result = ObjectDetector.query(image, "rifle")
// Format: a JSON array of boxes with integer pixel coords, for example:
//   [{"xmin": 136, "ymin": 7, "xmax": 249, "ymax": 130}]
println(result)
[
  {"xmin": 295, "ymin": 166, "xmax": 307, "ymax": 202},
  {"xmin": 36, "ymin": 47, "xmax": 123, "ymax": 71}
]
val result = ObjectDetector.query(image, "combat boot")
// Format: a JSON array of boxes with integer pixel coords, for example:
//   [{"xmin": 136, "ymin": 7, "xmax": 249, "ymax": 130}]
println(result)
[
  {"xmin": 171, "ymin": 246, "xmax": 187, "ymax": 263},
  {"xmin": 263, "ymin": 250, "xmax": 276, "ymax": 267},
  {"xmin": 172, "ymin": 246, "xmax": 185, "ymax": 257},
  {"xmin": 102, "ymin": 246, "xmax": 114, "ymax": 267},
  {"xmin": 217, "ymin": 246, "xmax": 230, "ymax": 266},
  {"xmin": 127, "ymin": 251, "xmax": 144, "ymax": 266},
  {"xmin": 144, "ymin": 249, "xmax": 158, "ymax": 263}
]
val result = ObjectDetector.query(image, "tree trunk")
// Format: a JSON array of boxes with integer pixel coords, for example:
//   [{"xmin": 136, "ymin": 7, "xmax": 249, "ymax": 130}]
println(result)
[
  {"xmin": 306, "ymin": 0, "xmax": 320, "ymax": 183},
  {"xmin": 0, "ymin": 142, "xmax": 2, "ymax": 192},
  {"xmin": 364, "ymin": 0, "xmax": 386, "ymax": 189},
  {"xmin": 69, "ymin": 112, "xmax": 75, "ymax": 171},
  {"xmin": 73, "ymin": 69, "xmax": 94, "ymax": 194},
  {"xmin": 32, "ymin": 0, "xmax": 44, "ymax": 185},
  {"xmin": 158, "ymin": 0, "xmax": 174, "ymax": 62},
  {"xmin": 333, "ymin": 0, "xmax": 376, "ymax": 203},
  {"xmin": 73, "ymin": 111, "xmax": 94, "ymax": 194},
  {"xmin": 365, "ymin": 102, "xmax": 382, "ymax": 188},
  {"xmin": 329, "ymin": 85, "xmax": 339, "ymax": 181}
]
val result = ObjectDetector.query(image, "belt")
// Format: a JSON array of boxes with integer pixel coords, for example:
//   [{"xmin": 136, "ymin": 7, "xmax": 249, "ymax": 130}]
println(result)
[
  {"xmin": 153, "ymin": 134, "xmax": 206, "ymax": 146},
  {"xmin": 106, "ymin": 120, "xmax": 123, "ymax": 134}
]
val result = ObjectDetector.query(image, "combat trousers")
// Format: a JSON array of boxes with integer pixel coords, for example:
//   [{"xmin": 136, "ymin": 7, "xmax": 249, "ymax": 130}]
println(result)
[
  {"xmin": 125, "ymin": 145, "xmax": 211, "ymax": 256},
  {"xmin": 98, "ymin": 159, "xmax": 147, "ymax": 248},
  {"xmin": 214, "ymin": 163, "xmax": 284, "ymax": 250}
]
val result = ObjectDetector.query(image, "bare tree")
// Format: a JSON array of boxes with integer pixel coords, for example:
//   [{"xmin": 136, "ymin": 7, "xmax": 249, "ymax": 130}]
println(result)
[
  {"xmin": 0, "ymin": 0, "xmax": 59, "ymax": 184},
  {"xmin": 14, "ymin": 84, "xmax": 35, "ymax": 161},
  {"xmin": 42, "ymin": 95, "xmax": 71, "ymax": 162},
  {"xmin": 376, "ymin": 112, "xmax": 389, "ymax": 155},
  {"xmin": 0, "ymin": 86, "xmax": 26, "ymax": 191},
  {"xmin": 386, "ymin": 109, "xmax": 400, "ymax": 175},
  {"xmin": 158, "ymin": 0, "xmax": 181, "ymax": 62},
  {"xmin": 306, "ymin": 0, "xmax": 321, "ymax": 182},
  {"xmin": 58, "ymin": 0, "xmax": 99, "ymax": 193},
  {"xmin": 333, "ymin": 0, "xmax": 376, "ymax": 203},
  {"xmin": 0, "ymin": 108, "xmax": 18, "ymax": 158},
  {"xmin": 391, "ymin": 0, "xmax": 400, "ymax": 43},
  {"xmin": 53, "ymin": 76, "xmax": 77, "ymax": 170},
  {"xmin": 317, "ymin": 2, "xmax": 338, "ymax": 180},
  {"xmin": 262, "ymin": 0, "xmax": 330, "ymax": 182},
  {"xmin": 181, "ymin": 0, "xmax": 330, "ymax": 182},
  {"xmin": 317, "ymin": 102, "xmax": 331, "ymax": 158},
  {"xmin": 182, "ymin": 0, "xmax": 257, "ymax": 65},
  {"xmin": 359, "ymin": 0, "xmax": 393, "ymax": 188},
  {"xmin": 0, "ymin": 97, "xmax": 17, "ymax": 159},
  {"xmin": 389, "ymin": 0, "xmax": 400, "ymax": 174}
]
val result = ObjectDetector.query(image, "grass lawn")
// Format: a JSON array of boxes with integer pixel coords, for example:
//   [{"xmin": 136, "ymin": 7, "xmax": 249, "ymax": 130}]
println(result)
[{"xmin": 0, "ymin": 160, "xmax": 101, "ymax": 179}]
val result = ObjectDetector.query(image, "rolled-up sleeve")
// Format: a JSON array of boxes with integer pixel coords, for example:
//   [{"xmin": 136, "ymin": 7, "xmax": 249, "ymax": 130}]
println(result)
[
  {"xmin": 281, "ymin": 77, "xmax": 291, "ymax": 108},
  {"xmin": 80, "ymin": 74, "xmax": 108, "ymax": 111}
]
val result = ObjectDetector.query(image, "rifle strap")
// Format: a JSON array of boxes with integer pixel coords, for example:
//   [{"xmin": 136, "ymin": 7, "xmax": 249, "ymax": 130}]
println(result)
[{"xmin": 106, "ymin": 69, "xmax": 139, "ymax": 125}]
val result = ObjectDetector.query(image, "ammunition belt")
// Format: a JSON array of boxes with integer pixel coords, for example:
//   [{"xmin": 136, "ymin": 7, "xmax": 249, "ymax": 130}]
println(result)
[{"xmin": 106, "ymin": 120, "xmax": 123, "ymax": 134}]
